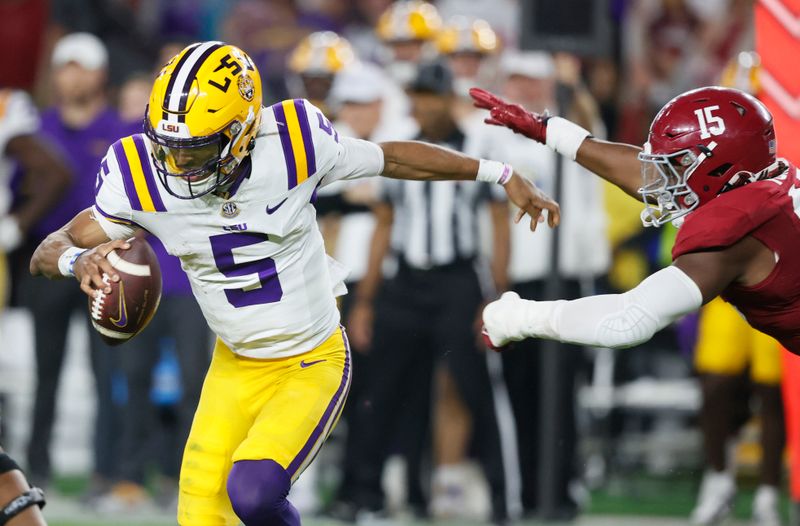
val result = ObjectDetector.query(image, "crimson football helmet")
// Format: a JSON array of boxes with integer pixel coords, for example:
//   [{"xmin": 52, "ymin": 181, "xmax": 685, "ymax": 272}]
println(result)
[{"xmin": 639, "ymin": 86, "xmax": 777, "ymax": 227}]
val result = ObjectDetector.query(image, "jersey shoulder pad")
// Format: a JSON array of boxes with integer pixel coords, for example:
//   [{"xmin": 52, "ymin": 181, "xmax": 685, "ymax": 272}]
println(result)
[
  {"xmin": 104, "ymin": 133, "xmax": 168, "ymax": 213},
  {"xmin": 269, "ymin": 98, "xmax": 341, "ymax": 191},
  {"xmin": 672, "ymin": 179, "xmax": 785, "ymax": 260},
  {"xmin": 95, "ymin": 134, "xmax": 168, "ymax": 225}
]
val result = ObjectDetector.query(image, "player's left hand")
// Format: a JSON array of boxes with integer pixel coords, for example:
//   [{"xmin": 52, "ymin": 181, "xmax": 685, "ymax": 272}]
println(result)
[
  {"xmin": 503, "ymin": 173, "xmax": 560, "ymax": 231},
  {"xmin": 469, "ymin": 88, "xmax": 548, "ymax": 142}
]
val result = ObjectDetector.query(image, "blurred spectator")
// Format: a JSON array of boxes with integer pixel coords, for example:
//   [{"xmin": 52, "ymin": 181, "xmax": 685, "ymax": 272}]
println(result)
[
  {"xmin": 347, "ymin": 62, "xmax": 510, "ymax": 522},
  {"xmin": 465, "ymin": 50, "xmax": 609, "ymax": 519},
  {"xmin": 375, "ymin": 0, "xmax": 442, "ymax": 87},
  {"xmin": 619, "ymin": 0, "xmax": 753, "ymax": 143},
  {"xmin": 0, "ymin": 89, "xmax": 70, "ymax": 307},
  {"xmin": 117, "ymin": 73, "xmax": 152, "ymax": 125},
  {"xmin": 286, "ymin": 31, "xmax": 357, "ymax": 115},
  {"xmin": 689, "ymin": 299, "xmax": 783, "ymax": 526},
  {"xmin": 18, "ymin": 33, "xmax": 134, "ymax": 493},
  {"xmin": 435, "ymin": 16, "xmax": 500, "ymax": 125},
  {"xmin": 340, "ymin": 0, "xmax": 394, "ymax": 63},
  {"xmin": 435, "ymin": 0, "xmax": 520, "ymax": 46}
]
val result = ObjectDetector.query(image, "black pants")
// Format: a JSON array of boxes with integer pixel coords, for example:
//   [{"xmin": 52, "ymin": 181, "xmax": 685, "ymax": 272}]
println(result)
[
  {"xmin": 116, "ymin": 295, "xmax": 210, "ymax": 483},
  {"xmin": 501, "ymin": 279, "xmax": 583, "ymax": 516},
  {"xmin": 349, "ymin": 263, "xmax": 507, "ymax": 516},
  {"xmin": 20, "ymin": 274, "xmax": 119, "ymax": 483}
]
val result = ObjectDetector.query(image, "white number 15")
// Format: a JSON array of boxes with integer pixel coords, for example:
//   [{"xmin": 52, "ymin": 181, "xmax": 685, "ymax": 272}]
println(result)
[{"xmin": 694, "ymin": 105, "xmax": 726, "ymax": 139}]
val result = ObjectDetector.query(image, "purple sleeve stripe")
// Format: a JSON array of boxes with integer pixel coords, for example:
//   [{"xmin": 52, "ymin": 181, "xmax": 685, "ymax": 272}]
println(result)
[
  {"xmin": 293, "ymin": 99, "xmax": 317, "ymax": 176},
  {"xmin": 112, "ymin": 139, "xmax": 143, "ymax": 211},
  {"xmin": 93, "ymin": 203, "xmax": 145, "ymax": 231},
  {"xmin": 272, "ymin": 103, "xmax": 298, "ymax": 190},
  {"xmin": 132, "ymin": 134, "xmax": 167, "ymax": 212},
  {"xmin": 287, "ymin": 328, "xmax": 352, "ymax": 478}
]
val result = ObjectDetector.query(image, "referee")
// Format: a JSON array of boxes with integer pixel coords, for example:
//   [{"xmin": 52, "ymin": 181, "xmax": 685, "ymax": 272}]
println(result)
[{"xmin": 347, "ymin": 61, "xmax": 510, "ymax": 522}]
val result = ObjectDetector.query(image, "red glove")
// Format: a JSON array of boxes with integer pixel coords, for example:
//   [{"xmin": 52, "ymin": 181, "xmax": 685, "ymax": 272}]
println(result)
[{"xmin": 469, "ymin": 87, "xmax": 549, "ymax": 144}]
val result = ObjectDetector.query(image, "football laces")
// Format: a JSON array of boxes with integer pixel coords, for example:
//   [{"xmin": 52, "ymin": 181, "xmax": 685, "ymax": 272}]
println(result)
[{"xmin": 90, "ymin": 274, "xmax": 110, "ymax": 321}]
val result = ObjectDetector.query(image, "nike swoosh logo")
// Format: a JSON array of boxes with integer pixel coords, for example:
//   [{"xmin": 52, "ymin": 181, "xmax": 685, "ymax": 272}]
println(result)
[
  {"xmin": 110, "ymin": 281, "xmax": 128, "ymax": 328},
  {"xmin": 300, "ymin": 359, "xmax": 326, "ymax": 368},
  {"xmin": 266, "ymin": 198, "xmax": 288, "ymax": 214}
]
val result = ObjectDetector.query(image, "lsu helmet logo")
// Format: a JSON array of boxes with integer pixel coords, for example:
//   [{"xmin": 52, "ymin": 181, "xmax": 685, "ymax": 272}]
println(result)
[{"xmin": 238, "ymin": 74, "xmax": 255, "ymax": 102}]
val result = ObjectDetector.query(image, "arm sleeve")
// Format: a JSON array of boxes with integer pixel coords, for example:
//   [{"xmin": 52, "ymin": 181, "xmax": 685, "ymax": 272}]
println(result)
[
  {"xmin": 526, "ymin": 266, "xmax": 703, "ymax": 348},
  {"xmin": 321, "ymin": 136, "xmax": 385, "ymax": 187}
]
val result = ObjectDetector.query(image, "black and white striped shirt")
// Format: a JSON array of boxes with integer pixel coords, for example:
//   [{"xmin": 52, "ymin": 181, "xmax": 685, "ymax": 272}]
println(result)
[{"xmin": 379, "ymin": 130, "xmax": 505, "ymax": 270}]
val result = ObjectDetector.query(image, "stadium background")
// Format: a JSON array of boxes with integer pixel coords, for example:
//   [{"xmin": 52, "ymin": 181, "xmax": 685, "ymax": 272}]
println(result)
[{"xmin": 1, "ymin": 0, "xmax": 799, "ymax": 524}]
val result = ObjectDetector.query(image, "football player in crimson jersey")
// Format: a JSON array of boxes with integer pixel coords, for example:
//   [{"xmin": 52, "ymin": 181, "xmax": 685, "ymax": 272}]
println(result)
[
  {"xmin": 473, "ymin": 85, "xmax": 800, "ymax": 356},
  {"xmin": 28, "ymin": 42, "xmax": 557, "ymax": 526}
]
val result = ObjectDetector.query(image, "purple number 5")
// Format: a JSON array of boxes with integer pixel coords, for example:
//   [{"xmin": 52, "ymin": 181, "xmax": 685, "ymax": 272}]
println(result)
[{"xmin": 209, "ymin": 232, "xmax": 283, "ymax": 307}]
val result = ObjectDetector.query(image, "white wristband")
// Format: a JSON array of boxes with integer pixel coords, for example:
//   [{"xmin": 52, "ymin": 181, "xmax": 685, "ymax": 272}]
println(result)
[
  {"xmin": 476, "ymin": 159, "xmax": 513, "ymax": 185},
  {"xmin": 545, "ymin": 117, "xmax": 591, "ymax": 160},
  {"xmin": 58, "ymin": 247, "xmax": 87, "ymax": 277}
]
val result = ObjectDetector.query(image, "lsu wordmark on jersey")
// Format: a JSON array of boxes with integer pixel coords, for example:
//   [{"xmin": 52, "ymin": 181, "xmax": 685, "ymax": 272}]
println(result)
[{"xmin": 93, "ymin": 96, "xmax": 382, "ymax": 359}]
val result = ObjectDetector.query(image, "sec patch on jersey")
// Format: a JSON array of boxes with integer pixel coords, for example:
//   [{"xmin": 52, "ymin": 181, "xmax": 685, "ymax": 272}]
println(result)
[{"xmin": 88, "ymin": 238, "xmax": 162, "ymax": 345}]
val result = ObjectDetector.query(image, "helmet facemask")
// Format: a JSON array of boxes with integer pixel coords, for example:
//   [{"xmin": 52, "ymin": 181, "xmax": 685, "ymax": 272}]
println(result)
[
  {"xmin": 637, "ymin": 146, "xmax": 702, "ymax": 228},
  {"xmin": 145, "ymin": 113, "xmax": 252, "ymax": 199}
]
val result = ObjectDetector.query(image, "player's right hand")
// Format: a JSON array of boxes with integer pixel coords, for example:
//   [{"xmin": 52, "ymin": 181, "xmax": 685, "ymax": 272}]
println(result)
[
  {"xmin": 73, "ymin": 239, "xmax": 130, "ymax": 298},
  {"xmin": 482, "ymin": 291, "xmax": 530, "ymax": 350},
  {"xmin": 469, "ymin": 88, "xmax": 549, "ymax": 143}
]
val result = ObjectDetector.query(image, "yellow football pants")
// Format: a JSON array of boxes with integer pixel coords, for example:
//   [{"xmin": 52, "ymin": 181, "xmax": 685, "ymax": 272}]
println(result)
[
  {"xmin": 177, "ymin": 327, "xmax": 351, "ymax": 526},
  {"xmin": 695, "ymin": 298, "xmax": 781, "ymax": 385}
]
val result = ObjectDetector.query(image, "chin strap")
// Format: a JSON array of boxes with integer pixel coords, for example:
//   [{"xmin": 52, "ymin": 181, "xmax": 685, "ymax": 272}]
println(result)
[{"xmin": 0, "ymin": 488, "xmax": 46, "ymax": 525}]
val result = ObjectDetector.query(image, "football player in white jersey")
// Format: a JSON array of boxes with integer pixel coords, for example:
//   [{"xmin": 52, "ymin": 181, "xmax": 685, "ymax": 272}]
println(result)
[
  {"xmin": 0, "ymin": 87, "xmax": 71, "ymax": 526},
  {"xmin": 29, "ymin": 42, "xmax": 558, "ymax": 526}
]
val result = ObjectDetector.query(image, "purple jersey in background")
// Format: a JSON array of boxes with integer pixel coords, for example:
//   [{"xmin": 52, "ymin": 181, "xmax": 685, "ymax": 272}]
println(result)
[{"xmin": 33, "ymin": 107, "xmax": 137, "ymax": 242}]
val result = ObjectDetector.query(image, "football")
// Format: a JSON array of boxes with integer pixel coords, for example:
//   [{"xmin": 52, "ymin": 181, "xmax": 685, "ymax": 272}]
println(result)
[{"xmin": 88, "ymin": 237, "xmax": 162, "ymax": 346}]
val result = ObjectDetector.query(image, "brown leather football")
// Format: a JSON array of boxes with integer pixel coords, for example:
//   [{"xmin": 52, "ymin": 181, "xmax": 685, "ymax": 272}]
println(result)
[{"xmin": 88, "ymin": 238, "xmax": 162, "ymax": 345}]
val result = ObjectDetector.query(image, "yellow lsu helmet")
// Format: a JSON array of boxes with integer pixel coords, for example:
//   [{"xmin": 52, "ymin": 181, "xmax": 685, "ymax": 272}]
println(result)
[
  {"xmin": 436, "ymin": 17, "xmax": 499, "ymax": 55},
  {"xmin": 720, "ymin": 51, "xmax": 761, "ymax": 95},
  {"xmin": 145, "ymin": 41, "xmax": 262, "ymax": 199},
  {"xmin": 288, "ymin": 31, "xmax": 356, "ymax": 76},
  {"xmin": 376, "ymin": 0, "xmax": 442, "ymax": 43}
]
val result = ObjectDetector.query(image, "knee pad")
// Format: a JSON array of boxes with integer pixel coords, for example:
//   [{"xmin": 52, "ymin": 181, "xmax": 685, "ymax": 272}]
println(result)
[{"xmin": 227, "ymin": 459, "xmax": 291, "ymax": 523}]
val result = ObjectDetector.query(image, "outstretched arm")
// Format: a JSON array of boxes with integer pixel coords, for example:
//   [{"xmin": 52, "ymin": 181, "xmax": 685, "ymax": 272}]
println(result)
[
  {"xmin": 379, "ymin": 140, "xmax": 560, "ymax": 230},
  {"xmin": 482, "ymin": 237, "xmax": 758, "ymax": 349},
  {"xmin": 470, "ymin": 88, "xmax": 643, "ymax": 200}
]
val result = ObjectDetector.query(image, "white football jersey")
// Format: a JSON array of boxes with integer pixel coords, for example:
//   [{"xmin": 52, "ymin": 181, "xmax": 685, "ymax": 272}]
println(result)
[
  {"xmin": 93, "ymin": 99, "xmax": 383, "ymax": 358},
  {"xmin": 0, "ymin": 90, "xmax": 39, "ymax": 216}
]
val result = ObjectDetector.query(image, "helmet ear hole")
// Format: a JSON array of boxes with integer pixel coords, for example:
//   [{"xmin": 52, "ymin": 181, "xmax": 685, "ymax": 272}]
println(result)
[{"xmin": 709, "ymin": 163, "xmax": 733, "ymax": 178}]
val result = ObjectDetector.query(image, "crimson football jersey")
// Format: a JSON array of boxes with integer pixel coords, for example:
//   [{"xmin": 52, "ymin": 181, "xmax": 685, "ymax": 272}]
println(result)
[{"xmin": 672, "ymin": 163, "xmax": 800, "ymax": 354}]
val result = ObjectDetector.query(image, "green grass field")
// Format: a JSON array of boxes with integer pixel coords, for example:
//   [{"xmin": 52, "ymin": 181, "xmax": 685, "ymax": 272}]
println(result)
[{"xmin": 41, "ymin": 471, "xmax": 788, "ymax": 526}]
